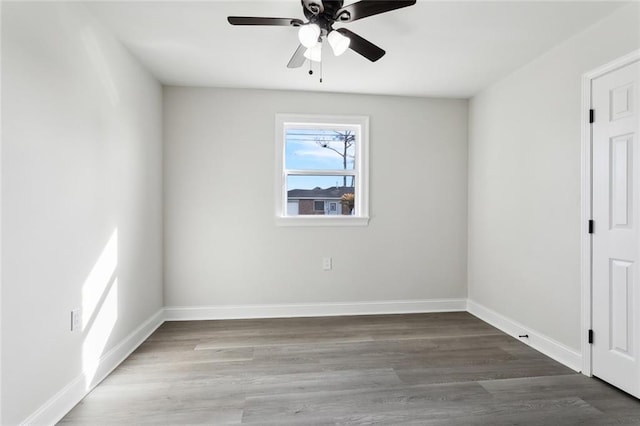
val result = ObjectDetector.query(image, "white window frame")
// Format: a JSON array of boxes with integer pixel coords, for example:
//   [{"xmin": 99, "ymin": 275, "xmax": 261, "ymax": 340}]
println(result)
[{"xmin": 275, "ymin": 113, "xmax": 370, "ymax": 227}]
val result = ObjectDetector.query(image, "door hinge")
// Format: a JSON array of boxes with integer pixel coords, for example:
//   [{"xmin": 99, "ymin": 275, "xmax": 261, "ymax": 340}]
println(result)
[
  {"xmin": 589, "ymin": 109, "xmax": 595, "ymax": 124},
  {"xmin": 588, "ymin": 329, "xmax": 594, "ymax": 344},
  {"xmin": 588, "ymin": 220, "xmax": 594, "ymax": 234}
]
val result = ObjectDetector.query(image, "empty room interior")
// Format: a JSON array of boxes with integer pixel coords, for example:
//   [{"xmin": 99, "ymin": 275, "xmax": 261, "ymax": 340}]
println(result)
[{"xmin": 2, "ymin": 0, "xmax": 640, "ymax": 424}]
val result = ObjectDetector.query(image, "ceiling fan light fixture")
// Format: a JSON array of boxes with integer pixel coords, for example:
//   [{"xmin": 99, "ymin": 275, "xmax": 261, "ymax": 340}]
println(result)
[
  {"xmin": 298, "ymin": 23, "xmax": 320, "ymax": 48},
  {"xmin": 303, "ymin": 44, "xmax": 322, "ymax": 62},
  {"xmin": 327, "ymin": 30, "xmax": 350, "ymax": 56}
]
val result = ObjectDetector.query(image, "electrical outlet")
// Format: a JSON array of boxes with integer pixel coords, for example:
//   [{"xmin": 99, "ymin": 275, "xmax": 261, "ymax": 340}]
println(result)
[
  {"xmin": 322, "ymin": 257, "xmax": 332, "ymax": 271},
  {"xmin": 71, "ymin": 309, "xmax": 81, "ymax": 332}
]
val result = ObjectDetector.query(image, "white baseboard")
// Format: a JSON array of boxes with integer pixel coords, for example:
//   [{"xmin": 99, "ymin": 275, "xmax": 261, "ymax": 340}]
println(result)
[
  {"xmin": 21, "ymin": 309, "xmax": 165, "ymax": 426},
  {"xmin": 467, "ymin": 299, "xmax": 582, "ymax": 372},
  {"xmin": 164, "ymin": 298, "xmax": 467, "ymax": 321}
]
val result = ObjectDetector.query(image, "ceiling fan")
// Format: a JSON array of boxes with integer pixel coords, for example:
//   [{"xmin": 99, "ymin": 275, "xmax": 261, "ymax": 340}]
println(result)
[{"xmin": 227, "ymin": 0, "xmax": 416, "ymax": 68}]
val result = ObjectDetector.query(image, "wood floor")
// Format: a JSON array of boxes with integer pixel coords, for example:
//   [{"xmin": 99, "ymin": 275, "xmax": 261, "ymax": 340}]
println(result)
[{"xmin": 60, "ymin": 312, "xmax": 640, "ymax": 425}]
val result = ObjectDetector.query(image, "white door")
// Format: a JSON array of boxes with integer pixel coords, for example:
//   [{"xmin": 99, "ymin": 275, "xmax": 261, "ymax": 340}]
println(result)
[{"xmin": 592, "ymin": 59, "xmax": 640, "ymax": 398}]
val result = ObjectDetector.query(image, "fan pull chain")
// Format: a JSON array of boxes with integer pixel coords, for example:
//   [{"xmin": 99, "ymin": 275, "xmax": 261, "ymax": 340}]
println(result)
[{"xmin": 305, "ymin": 55, "xmax": 322, "ymax": 83}]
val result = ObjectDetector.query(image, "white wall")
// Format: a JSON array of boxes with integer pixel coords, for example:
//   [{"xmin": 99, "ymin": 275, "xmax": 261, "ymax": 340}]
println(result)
[
  {"xmin": 2, "ymin": 3, "xmax": 163, "ymax": 424},
  {"xmin": 0, "ymin": 3, "xmax": 4, "ymax": 423},
  {"xmin": 468, "ymin": 3, "xmax": 640, "ymax": 351},
  {"xmin": 164, "ymin": 87, "xmax": 468, "ymax": 309}
]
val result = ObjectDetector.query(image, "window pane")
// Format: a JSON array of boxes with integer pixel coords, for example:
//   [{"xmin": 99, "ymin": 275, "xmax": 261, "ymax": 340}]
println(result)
[
  {"xmin": 285, "ymin": 128, "xmax": 356, "ymax": 171},
  {"xmin": 287, "ymin": 176, "xmax": 355, "ymax": 216}
]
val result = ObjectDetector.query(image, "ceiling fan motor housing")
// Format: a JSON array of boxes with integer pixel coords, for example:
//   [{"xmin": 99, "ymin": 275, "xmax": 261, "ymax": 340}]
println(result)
[{"xmin": 302, "ymin": 0, "xmax": 346, "ymax": 30}]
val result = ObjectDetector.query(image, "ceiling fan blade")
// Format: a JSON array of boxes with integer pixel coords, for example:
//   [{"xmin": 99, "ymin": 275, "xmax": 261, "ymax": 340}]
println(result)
[
  {"xmin": 287, "ymin": 44, "xmax": 307, "ymax": 68},
  {"xmin": 334, "ymin": 0, "xmax": 416, "ymax": 23},
  {"xmin": 336, "ymin": 28, "xmax": 385, "ymax": 62},
  {"xmin": 227, "ymin": 16, "xmax": 304, "ymax": 26}
]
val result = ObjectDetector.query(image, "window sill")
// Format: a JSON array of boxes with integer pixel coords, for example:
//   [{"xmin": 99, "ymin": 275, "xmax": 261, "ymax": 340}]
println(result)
[{"xmin": 276, "ymin": 216, "xmax": 370, "ymax": 227}]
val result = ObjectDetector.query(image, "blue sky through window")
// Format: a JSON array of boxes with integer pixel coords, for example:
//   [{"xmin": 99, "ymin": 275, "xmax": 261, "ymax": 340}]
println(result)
[{"xmin": 285, "ymin": 128, "xmax": 356, "ymax": 176}]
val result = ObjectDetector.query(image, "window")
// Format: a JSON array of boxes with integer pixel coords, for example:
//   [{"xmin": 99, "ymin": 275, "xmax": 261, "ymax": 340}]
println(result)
[{"xmin": 275, "ymin": 114, "xmax": 369, "ymax": 226}]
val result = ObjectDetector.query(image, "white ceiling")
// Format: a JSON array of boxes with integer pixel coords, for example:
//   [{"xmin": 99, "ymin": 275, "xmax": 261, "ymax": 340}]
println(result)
[{"xmin": 86, "ymin": 1, "xmax": 625, "ymax": 98}]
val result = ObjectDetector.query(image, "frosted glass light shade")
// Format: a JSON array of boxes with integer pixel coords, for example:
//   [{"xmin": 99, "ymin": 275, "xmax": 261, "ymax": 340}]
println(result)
[
  {"xmin": 328, "ymin": 30, "xmax": 350, "ymax": 56},
  {"xmin": 303, "ymin": 44, "xmax": 322, "ymax": 62},
  {"xmin": 298, "ymin": 24, "xmax": 320, "ymax": 48}
]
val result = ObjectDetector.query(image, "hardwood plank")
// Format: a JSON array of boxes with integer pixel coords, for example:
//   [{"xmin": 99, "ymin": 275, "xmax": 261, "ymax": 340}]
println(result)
[
  {"xmin": 241, "ymin": 381, "xmax": 491, "ymax": 422},
  {"xmin": 125, "ymin": 347, "xmax": 255, "ymax": 366},
  {"xmin": 480, "ymin": 374, "xmax": 640, "ymax": 420}
]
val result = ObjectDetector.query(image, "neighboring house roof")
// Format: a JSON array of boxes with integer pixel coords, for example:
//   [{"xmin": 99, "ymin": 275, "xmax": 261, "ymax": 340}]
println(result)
[{"xmin": 288, "ymin": 186, "xmax": 354, "ymax": 199}]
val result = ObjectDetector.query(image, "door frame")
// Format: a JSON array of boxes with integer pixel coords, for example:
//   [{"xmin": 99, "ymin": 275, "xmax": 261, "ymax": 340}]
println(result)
[{"xmin": 581, "ymin": 49, "xmax": 640, "ymax": 376}]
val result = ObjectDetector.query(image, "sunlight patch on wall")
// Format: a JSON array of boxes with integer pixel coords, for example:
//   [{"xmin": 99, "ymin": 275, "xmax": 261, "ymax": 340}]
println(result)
[
  {"xmin": 81, "ymin": 230, "xmax": 117, "ymax": 329},
  {"xmin": 81, "ymin": 229, "xmax": 119, "ymax": 389}
]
